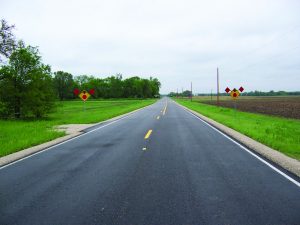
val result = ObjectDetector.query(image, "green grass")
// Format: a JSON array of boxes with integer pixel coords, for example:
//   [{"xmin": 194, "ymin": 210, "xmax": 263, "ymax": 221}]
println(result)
[
  {"xmin": 0, "ymin": 99, "xmax": 156, "ymax": 157},
  {"xmin": 176, "ymin": 99, "xmax": 300, "ymax": 160}
]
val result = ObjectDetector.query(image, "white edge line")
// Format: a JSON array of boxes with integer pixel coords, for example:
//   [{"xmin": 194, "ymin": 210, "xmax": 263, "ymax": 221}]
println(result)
[
  {"xmin": 0, "ymin": 105, "xmax": 148, "ymax": 170},
  {"xmin": 174, "ymin": 101, "xmax": 300, "ymax": 188}
]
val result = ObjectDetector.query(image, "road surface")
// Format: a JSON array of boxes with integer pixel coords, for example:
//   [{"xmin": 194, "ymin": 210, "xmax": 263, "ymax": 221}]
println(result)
[{"xmin": 1, "ymin": 98, "xmax": 299, "ymax": 225}]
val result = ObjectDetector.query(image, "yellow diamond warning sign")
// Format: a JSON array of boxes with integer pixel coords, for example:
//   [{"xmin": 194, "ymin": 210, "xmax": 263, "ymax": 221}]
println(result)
[
  {"xmin": 230, "ymin": 88, "xmax": 240, "ymax": 100},
  {"xmin": 79, "ymin": 90, "xmax": 90, "ymax": 101},
  {"xmin": 225, "ymin": 87, "xmax": 244, "ymax": 100}
]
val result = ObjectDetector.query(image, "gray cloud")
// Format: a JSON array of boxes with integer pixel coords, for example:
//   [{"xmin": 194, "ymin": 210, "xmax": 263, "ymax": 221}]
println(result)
[{"xmin": 1, "ymin": 0, "xmax": 300, "ymax": 93}]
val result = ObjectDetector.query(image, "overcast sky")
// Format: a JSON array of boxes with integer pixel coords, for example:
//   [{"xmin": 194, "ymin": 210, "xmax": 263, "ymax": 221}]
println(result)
[{"xmin": 1, "ymin": 0, "xmax": 300, "ymax": 93}]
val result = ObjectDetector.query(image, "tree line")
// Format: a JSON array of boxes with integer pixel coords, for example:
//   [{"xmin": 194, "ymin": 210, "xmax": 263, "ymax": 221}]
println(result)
[
  {"xmin": 55, "ymin": 72, "xmax": 160, "ymax": 100},
  {"xmin": 0, "ymin": 19, "xmax": 160, "ymax": 119},
  {"xmin": 241, "ymin": 90, "xmax": 300, "ymax": 96},
  {"xmin": 168, "ymin": 90, "xmax": 192, "ymax": 97}
]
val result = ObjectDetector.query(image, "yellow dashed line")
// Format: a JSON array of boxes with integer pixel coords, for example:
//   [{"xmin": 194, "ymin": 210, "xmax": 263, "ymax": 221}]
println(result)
[
  {"xmin": 163, "ymin": 107, "xmax": 167, "ymax": 115},
  {"xmin": 144, "ymin": 130, "xmax": 153, "ymax": 139},
  {"xmin": 162, "ymin": 101, "xmax": 168, "ymax": 115}
]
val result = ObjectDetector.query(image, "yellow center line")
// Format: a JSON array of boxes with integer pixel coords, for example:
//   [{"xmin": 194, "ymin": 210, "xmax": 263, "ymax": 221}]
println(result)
[
  {"xmin": 162, "ymin": 107, "xmax": 166, "ymax": 115},
  {"xmin": 144, "ymin": 129, "xmax": 153, "ymax": 139},
  {"xmin": 162, "ymin": 101, "xmax": 168, "ymax": 115}
]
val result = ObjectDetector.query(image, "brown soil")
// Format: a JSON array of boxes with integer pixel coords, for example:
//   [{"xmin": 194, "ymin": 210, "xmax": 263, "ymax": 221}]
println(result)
[{"xmin": 203, "ymin": 97, "xmax": 300, "ymax": 119}]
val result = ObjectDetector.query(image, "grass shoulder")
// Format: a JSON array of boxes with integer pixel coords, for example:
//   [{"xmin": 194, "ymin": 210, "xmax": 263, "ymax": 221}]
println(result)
[{"xmin": 175, "ymin": 99, "xmax": 300, "ymax": 160}]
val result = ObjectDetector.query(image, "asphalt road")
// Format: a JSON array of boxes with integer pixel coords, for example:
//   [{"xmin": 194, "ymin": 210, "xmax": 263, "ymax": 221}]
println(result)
[{"xmin": 1, "ymin": 98, "xmax": 300, "ymax": 225}]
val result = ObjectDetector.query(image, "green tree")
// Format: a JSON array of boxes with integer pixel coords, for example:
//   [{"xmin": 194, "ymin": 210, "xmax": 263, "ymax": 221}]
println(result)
[
  {"xmin": 182, "ymin": 90, "xmax": 192, "ymax": 97},
  {"xmin": 53, "ymin": 71, "xmax": 74, "ymax": 100},
  {"xmin": 73, "ymin": 74, "xmax": 161, "ymax": 99},
  {"xmin": 86, "ymin": 77, "xmax": 105, "ymax": 98},
  {"xmin": 141, "ymin": 79, "xmax": 152, "ymax": 98},
  {"xmin": 123, "ymin": 77, "xmax": 136, "ymax": 97},
  {"xmin": 149, "ymin": 77, "xmax": 161, "ymax": 97},
  {"xmin": 168, "ymin": 92, "xmax": 177, "ymax": 97},
  {"xmin": 0, "ymin": 19, "xmax": 16, "ymax": 62},
  {"xmin": 107, "ymin": 74, "xmax": 123, "ymax": 98},
  {"xmin": 23, "ymin": 64, "xmax": 55, "ymax": 118},
  {"xmin": 0, "ymin": 42, "xmax": 55, "ymax": 118},
  {"xmin": 74, "ymin": 75, "xmax": 90, "ymax": 90}
]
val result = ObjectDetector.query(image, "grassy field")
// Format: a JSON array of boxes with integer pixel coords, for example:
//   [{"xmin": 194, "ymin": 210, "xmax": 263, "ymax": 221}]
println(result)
[
  {"xmin": 0, "ymin": 99, "xmax": 156, "ymax": 157},
  {"xmin": 176, "ymin": 98, "xmax": 300, "ymax": 160}
]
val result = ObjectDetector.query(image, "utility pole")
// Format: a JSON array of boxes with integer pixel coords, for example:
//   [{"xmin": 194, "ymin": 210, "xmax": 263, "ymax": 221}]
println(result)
[
  {"xmin": 177, "ymin": 88, "xmax": 178, "ymax": 98},
  {"xmin": 191, "ymin": 82, "xmax": 193, "ymax": 102},
  {"xmin": 217, "ymin": 68, "xmax": 220, "ymax": 106}
]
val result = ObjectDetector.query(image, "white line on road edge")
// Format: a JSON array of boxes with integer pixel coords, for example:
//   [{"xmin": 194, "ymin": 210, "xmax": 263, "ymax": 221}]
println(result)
[
  {"xmin": 0, "ymin": 103, "xmax": 155, "ymax": 170},
  {"xmin": 176, "ymin": 102, "xmax": 300, "ymax": 188}
]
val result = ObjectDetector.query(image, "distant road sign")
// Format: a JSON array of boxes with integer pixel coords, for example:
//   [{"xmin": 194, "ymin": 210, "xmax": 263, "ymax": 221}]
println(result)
[
  {"xmin": 225, "ymin": 86, "xmax": 244, "ymax": 99},
  {"xmin": 79, "ymin": 90, "xmax": 90, "ymax": 101},
  {"xmin": 230, "ymin": 89, "xmax": 240, "ymax": 99}
]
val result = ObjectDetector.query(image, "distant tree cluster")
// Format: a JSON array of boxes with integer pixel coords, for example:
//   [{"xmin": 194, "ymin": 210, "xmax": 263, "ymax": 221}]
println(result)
[
  {"xmin": 55, "ymin": 73, "xmax": 161, "ymax": 100},
  {"xmin": 168, "ymin": 90, "xmax": 192, "ymax": 97},
  {"xmin": 242, "ymin": 90, "xmax": 300, "ymax": 96},
  {"xmin": 0, "ymin": 19, "xmax": 161, "ymax": 119}
]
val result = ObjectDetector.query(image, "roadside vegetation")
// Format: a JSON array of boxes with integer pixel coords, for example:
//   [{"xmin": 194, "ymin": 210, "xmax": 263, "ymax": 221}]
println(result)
[
  {"xmin": 0, "ymin": 99, "xmax": 155, "ymax": 157},
  {"xmin": 175, "ymin": 98, "xmax": 300, "ymax": 160}
]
